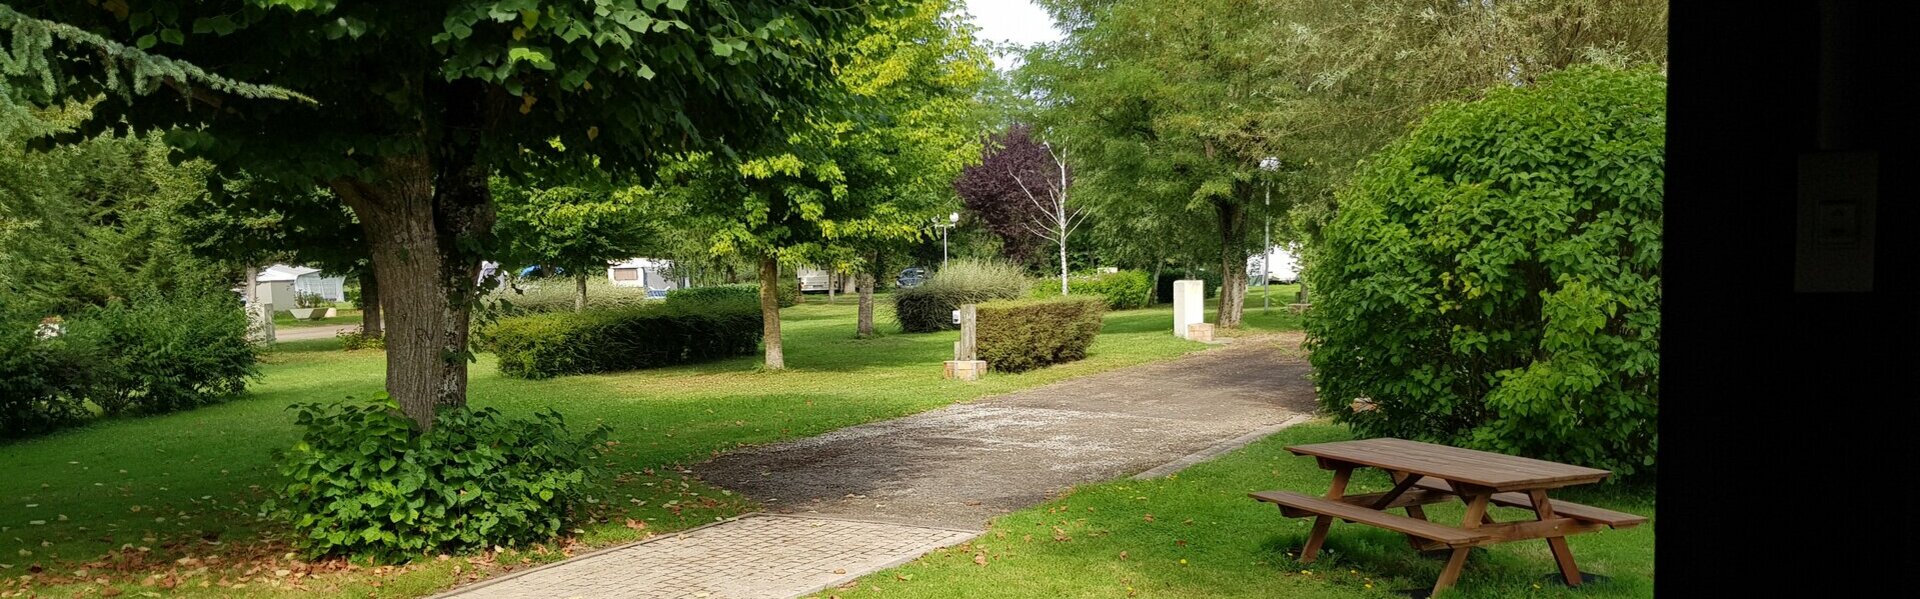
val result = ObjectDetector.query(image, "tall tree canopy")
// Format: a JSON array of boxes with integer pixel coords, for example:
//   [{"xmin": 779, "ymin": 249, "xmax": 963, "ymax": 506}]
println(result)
[
  {"xmin": 663, "ymin": 0, "xmax": 991, "ymax": 365},
  {"xmin": 3, "ymin": 0, "xmax": 904, "ymax": 429},
  {"xmin": 1019, "ymin": 0, "xmax": 1667, "ymax": 328}
]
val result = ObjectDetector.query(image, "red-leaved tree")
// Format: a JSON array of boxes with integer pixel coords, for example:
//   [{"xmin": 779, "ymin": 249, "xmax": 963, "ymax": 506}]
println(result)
[{"xmin": 954, "ymin": 124, "xmax": 1067, "ymax": 266}]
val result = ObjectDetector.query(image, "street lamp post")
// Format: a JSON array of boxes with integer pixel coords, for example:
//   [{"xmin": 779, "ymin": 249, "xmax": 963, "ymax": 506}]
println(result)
[
  {"xmin": 935, "ymin": 212, "xmax": 959, "ymax": 269},
  {"xmin": 1258, "ymin": 157, "xmax": 1279, "ymax": 314}
]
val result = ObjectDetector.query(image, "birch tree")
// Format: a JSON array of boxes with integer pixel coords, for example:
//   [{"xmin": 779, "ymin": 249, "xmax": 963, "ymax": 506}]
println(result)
[{"xmin": 1008, "ymin": 143, "xmax": 1082, "ymax": 295}]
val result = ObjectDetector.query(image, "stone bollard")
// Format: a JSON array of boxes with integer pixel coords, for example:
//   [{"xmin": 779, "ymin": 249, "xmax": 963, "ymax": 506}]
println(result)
[
  {"xmin": 944, "ymin": 359, "xmax": 987, "ymax": 381},
  {"xmin": 1187, "ymin": 323, "xmax": 1214, "ymax": 343},
  {"xmin": 1172, "ymin": 279, "xmax": 1204, "ymax": 339},
  {"xmin": 246, "ymin": 302, "xmax": 276, "ymax": 346}
]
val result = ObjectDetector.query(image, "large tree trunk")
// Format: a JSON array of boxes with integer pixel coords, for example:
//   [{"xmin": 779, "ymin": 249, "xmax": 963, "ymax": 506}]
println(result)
[
  {"xmin": 758, "ymin": 253, "xmax": 785, "ymax": 370},
  {"xmin": 574, "ymin": 273, "xmax": 588, "ymax": 312},
  {"xmin": 1215, "ymin": 201, "xmax": 1248, "ymax": 329},
  {"xmin": 327, "ymin": 83, "xmax": 499, "ymax": 431},
  {"xmin": 359, "ymin": 271, "xmax": 383, "ymax": 338},
  {"xmin": 1149, "ymin": 259, "xmax": 1163, "ymax": 306},
  {"xmin": 856, "ymin": 272, "xmax": 876, "ymax": 339}
]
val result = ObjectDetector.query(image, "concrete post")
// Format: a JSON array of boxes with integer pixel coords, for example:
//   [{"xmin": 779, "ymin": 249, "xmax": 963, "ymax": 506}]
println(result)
[
  {"xmin": 246, "ymin": 302, "xmax": 275, "ymax": 346},
  {"xmin": 1173, "ymin": 279, "xmax": 1204, "ymax": 339}
]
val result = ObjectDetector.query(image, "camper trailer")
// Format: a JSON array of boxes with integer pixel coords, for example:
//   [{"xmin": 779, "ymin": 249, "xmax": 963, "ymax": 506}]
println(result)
[{"xmin": 796, "ymin": 265, "xmax": 831, "ymax": 293}]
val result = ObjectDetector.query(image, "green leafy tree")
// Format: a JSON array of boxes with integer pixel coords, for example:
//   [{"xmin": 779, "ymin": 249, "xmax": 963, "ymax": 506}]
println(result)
[
  {"xmin": 493, "ymin": 180, "xmax": 665, "ymax": 312},
  {"xmin": 4, "ymin": 0, "xmax": 900, "ymax": 429},
  {"xmin": 1305, "ymin": 66, "xmax": 1664, "ymax": 475},
  {"xmin": 1021, "ymin": 0, "xmax": 1667, "ymax": 327},
  {"xmin": 667, "ymin": 0, "xmax": 991, "ymax": 361}
]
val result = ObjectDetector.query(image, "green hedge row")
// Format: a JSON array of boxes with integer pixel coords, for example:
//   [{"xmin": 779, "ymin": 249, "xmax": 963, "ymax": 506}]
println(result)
[
  {"xmin": 665, "ymin": 283, "xmax": 795, "ymax": 308},
  {"xmin": 1032, "ymin": 270, "xmax": 1153, "ymax": 310},
  {"xmin": 894, "ymin": 259, "xmax": 1029, "ymax": 333},
  {"xmin": 977, "ymin": 296, "xmax": 1105, "ymax": 373},
  {"xmin": 478, "ymin": 301, "xmax": 761, "ymax": 379}
]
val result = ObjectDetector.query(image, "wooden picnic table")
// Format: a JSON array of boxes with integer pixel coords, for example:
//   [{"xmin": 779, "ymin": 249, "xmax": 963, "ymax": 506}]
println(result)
[{"xmin": 1249, "ymin": 437, "xmax": 1646, "ymax": 597}]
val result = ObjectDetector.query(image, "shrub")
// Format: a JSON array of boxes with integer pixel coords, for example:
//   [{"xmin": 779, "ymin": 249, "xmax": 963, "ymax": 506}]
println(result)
[
  {"xmin": 479, "ymin": 301, "xmax": 761, "ymax": 379},
  {"xmin": 893, "ymin": 259, "xmax": 1030, "ymax": 333},
  {"xmin": 1032, "ymin": 270, "xmax": 1153, "ymax": 310},
  {"xmin": 1154, "ymin": 269, "xmax": 1221, "ymax": 303},
  {"xmin": 976, "ymin": 296, "xmax": 1105, "ymax": 372},
  {"xmin": 0, "ymin": 299, "xmax": 88, "ymax": 439},
  {"xmin": 1305, "ymin": 65, "xmax": 1664, "ymax": 476},
  {"xmin": 294, "ymin": 291, "xmax": 328, "ymax": 309},
  {"xmin": 336, "ymin": 327, "xmax": 384, "ymax": 351},
  {"xmin": 272, "ymin": 394, "xmax": 610, "ymax": 561},
  {"xmin": 666, "ymin": 282, "xmax": 796, "ymax": 309},
  {"xmin": 63, "ymin": 290, "xmax": 259, "ymax": 416}
]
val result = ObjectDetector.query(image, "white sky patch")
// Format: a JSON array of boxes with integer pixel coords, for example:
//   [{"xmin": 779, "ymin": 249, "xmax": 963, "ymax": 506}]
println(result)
[{"xmin": 963, "ymin": 0, "xmax": 1064, "ymax": 70}]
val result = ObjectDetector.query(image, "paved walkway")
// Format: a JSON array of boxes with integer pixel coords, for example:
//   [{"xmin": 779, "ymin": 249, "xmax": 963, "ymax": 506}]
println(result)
[
  {"xmin": 441, "ymin": 334, "xmax": 1318, "ymax": 599},
  {"xmin": 275, "ymin": 323, "xmax": 358, "ymax": 342}
]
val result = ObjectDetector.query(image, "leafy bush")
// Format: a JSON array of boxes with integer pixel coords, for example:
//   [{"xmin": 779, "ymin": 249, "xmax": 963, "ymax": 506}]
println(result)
[
  {"xmin": 1032, "ymin": 270, "xmax": 1153, "ymax": 310},
  {"xmin": 1305, "ymin": 65, "xmax": 1664, "ymax": 476},
  {"xmin": 666, "ymin": 282, "xmax": 796, "ymax": 309},
  {"xmin": 63, "ymin": 290, "xmax": 259, "ymax": 416},
  {"xmin": 478, "ymin": 301, "xmax": 761, "ymax": 379},
  {"xmin": 976, "ymin": 296, "xmax": 1105, "ymax": 373},
  {"xmin": 336, "ymin": 327, "xmax": 384, "ymax": 351},
  {"xmin": 1, "ymin": 299, "xmax": 88, "ymax": 439},
  {"xmin": 273, "ymin": 394, "xmax": 610, "ymax": 561},
  {"xmin": 893, "ymin": 259, "xmax": 1030, "ymax": 333}
]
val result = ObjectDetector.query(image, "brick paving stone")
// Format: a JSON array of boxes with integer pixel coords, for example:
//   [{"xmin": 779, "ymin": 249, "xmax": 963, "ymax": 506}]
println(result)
[{"xmin": 439, "ymin": 514, "xmax": 976, "ymax": 599}]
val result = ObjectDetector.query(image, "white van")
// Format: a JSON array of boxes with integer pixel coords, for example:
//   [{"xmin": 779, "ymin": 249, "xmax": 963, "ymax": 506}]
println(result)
[{"xmin": 796, "ymin": 265, "xmax": 831, "ymax": 293}]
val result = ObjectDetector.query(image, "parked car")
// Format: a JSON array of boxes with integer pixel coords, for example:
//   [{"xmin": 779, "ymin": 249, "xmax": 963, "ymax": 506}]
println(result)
[{"xmin": 896, "ymin": 267, "xmax": 928, "ymax": 288}]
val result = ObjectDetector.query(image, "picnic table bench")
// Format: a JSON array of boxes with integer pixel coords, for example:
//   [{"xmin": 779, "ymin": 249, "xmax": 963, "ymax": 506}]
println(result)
[{"xmin": 1249, "ymin": 437, "xmax": 1646, "ymax": 597}]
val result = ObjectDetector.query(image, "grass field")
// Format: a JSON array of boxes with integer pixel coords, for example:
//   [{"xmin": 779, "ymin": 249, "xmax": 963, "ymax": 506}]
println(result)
[
  {"xmin": 826, "ymin": 421, "xmax": 1654, "ymax": 599},
  {"xmin": 2, "ymin": 291, "xmax": 1305, "ymax": 597}
]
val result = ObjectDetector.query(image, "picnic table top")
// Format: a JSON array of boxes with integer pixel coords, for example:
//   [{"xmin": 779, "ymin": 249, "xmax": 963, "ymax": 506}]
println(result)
[{"xmin": 1286, "ymin": 437, "xmax": 1611, "ymax": 491}]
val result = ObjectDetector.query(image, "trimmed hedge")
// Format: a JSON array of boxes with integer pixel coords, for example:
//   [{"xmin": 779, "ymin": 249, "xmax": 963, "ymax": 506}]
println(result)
[
  {"xmin": 1032, "ymin": 270, "xmax": 1153, "ymax": 310},
  {"xmin": 976, "ymin": 296, "xmax": 1105, "ymax": 373},
  {"xmin": 479, "ymin": 301, "xmax": 761, "ymax": 379},
  {"xmin": 894, "ymin": 259, "xmax": 1029, "ymax": 333},
  {"xmin": 1155, "ymin": 270, "xmax": 1221, "ymax": 303},
  {"xmin": 666, "ymin": 282, "xmax": 796, "ymax": 308}
]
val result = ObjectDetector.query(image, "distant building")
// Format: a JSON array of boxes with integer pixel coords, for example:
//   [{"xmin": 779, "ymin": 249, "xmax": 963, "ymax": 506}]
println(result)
[{"xmin": 252, "ymin": 264, "xmax": 346, "ymax": 308}]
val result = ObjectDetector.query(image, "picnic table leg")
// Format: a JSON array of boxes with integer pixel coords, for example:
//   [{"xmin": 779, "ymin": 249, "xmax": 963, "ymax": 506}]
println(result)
[
  {"xmin": 1389, "ymin": 471, "xmax": 1431, "ymax": 550},
  {"xmin": 1428, "ymin": 492, "xmax": 1491, "ymax": 597},
  {"xmin": 1298, "ymin": 466, "xmax": 1352, "ymax": 563},
  {"xmin": 1528, "ymin": 489, "xmax": 1585, "ymax": 586}
]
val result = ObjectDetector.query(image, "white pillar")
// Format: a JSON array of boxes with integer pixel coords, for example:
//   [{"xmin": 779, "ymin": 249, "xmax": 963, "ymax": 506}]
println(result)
[{"xmin": 1173, "ymin": 279, "xmax": 1204, "ymax": 339}]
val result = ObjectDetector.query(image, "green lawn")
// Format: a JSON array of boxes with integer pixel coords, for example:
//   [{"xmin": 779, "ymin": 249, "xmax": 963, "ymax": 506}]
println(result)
[
  {"xmin": 1, "ymin": 294, "xmax": 1303, "ymax": 597},
  {"xmin": 827, "ymin": 421, "xmax": 1654, "ymax": 599},
  {"xmin": 272, "ymin": 308, "xmax": 363, "ymax": 329}
]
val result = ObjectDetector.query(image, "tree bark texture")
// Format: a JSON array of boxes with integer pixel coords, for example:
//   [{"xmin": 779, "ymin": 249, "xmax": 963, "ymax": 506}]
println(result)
[
  {"xmin": 359, "ymin": 271, "xmax": 383, "ymax": 338},
  {"xmin": 856, "ymin": 272, "xmax": 876, "ymax": 339},
  {"xmin": 574, "ymin": 273, "xmax": 588, "ymax": 312},
  {"xmin": 328, "ymin": 82, "xmax": 499, "ymax": 431},
  {"xmin": 1215, "ymin": 201, "xmax": 1248, "ymax": 328},
  {"xmin": 758, "ymin": 253, "xmax": 785, "ymax": 370}
]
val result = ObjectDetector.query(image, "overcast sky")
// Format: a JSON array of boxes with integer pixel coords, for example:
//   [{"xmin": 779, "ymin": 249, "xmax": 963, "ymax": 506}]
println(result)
[{"xmin": 962, "ymin": 0, "xmax": 1064, "ymax": 69}]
